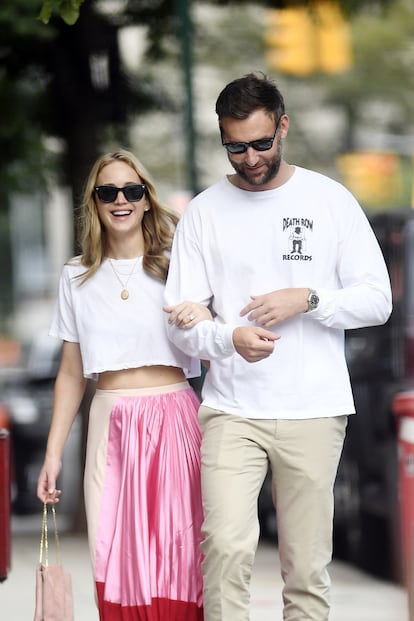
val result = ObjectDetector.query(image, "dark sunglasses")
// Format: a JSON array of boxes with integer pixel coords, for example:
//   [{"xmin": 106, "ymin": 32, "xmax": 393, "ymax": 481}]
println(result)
[
  {"xmin": 94, "ymin": 184, "xmax": 146, "ymax": 203},
  {"xmin": 222, "ymin": 116, "xmax": 282, "ymax": 155}
]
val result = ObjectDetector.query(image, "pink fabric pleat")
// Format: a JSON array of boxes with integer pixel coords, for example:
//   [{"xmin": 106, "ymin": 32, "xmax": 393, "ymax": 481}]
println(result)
[{"xmin": 94, "ymin": 386, "xmax": 203, "ymax": 621}]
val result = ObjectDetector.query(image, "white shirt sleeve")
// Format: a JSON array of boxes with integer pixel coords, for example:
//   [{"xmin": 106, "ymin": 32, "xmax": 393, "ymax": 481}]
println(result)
[
  {"xmin": 164, "ymin": 218, "xmax": 236, "ymax": 360},
  {"xmin": 49, "ymin": 266, "xmax": 80, "ymax": 342},
  {"xmin": 310, "ymin": 194, "xmax": 392, "ymax": 329}
]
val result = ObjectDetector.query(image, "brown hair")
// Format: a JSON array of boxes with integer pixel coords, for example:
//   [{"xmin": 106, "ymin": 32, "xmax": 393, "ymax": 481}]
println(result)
[{"xmin": 215, "ymin": 71, "xmax": 285, "ymax": 132}]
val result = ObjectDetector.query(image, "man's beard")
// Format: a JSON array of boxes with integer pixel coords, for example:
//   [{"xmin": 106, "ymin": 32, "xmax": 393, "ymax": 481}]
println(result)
[{"xmin": 230, "ymin": 136, "xmax": 282, "ymax": 188}]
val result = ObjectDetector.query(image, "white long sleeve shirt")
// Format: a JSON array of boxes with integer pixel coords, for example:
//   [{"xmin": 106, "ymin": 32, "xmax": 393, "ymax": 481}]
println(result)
[{"xmin": 164, "ymin": 168, "xmax": 392, "ymax": 419}]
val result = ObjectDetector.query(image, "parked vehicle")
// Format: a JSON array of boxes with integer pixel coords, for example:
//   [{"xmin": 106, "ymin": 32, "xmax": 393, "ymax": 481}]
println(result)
[
  {"xmin": 0, "ymin": 406, "xmax": 11, "ymax": 581},
  {"xmin": 333, "ymin": 208, "xmax": 414, "ymax": 582},
  {"xmin": 1, "ymin": 336, "xmax": 82, "ymax": 526}
]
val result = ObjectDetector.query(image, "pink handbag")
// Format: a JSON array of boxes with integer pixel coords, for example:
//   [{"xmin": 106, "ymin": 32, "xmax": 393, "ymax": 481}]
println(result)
[{"xmin": 33, "ymin": 503, "xmax": 74, "ymax": 621}]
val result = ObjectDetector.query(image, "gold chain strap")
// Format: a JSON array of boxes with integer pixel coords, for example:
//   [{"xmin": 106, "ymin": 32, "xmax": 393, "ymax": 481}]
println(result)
[{"xmin": 39, "ymin": 502, "xmax": 61, "ymax": 566}]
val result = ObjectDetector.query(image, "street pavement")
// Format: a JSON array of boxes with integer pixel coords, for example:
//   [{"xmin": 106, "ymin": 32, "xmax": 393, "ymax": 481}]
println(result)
[
  {"xmin": 1, "ymin": 516, "xmax": 409, "ymax": 621},
  {"xmin": 251, "ymin": 543, "xmax": 409, "ymax": 621}
]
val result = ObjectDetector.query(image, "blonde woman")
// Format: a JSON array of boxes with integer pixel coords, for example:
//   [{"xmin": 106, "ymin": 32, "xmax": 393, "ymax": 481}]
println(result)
[{"xmin": 37, "ymin": 150, "xmax": 209, "ymax": 621}]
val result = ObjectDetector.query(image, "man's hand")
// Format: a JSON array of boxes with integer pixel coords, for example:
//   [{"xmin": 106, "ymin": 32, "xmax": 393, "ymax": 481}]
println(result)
[
  {"xmin": 232, "ymin": 326, "xmax": 280, "ymax": 363},
  {"xmin": 240, "ymin": 288, "xmax": 309, "ymax": 328}
]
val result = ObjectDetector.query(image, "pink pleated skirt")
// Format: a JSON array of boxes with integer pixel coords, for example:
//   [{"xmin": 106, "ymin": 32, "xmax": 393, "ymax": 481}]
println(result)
[{"xmin": 84, "ymin": 381, "xmax": 204, "ymax": 621}]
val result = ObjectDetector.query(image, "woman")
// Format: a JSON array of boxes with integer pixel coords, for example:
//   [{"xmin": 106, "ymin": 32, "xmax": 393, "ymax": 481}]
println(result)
[{"xmin": 37, "ymin": 150, "xmax": 209, "ymax": 621}]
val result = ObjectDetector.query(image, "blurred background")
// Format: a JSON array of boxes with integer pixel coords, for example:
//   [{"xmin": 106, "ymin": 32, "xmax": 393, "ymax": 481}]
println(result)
[{"xmin": 1, "ymin": 0, "xmax": 414, "ymax": 587}]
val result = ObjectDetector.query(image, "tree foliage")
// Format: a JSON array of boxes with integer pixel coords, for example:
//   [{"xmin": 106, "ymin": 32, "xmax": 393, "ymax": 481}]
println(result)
[
  {"xmin": 0, "ymin": 1, "xmax": 56, "ymax": 194},
  {"xmin": 39, "ymin": 0, "xmax": 85, "ymax": 24},
  {"xmin": 38, "ymin": 0, "xmax": 395, "ymax": 25},
  {"xmin": 2, "ymin": 0, "xmax": 412, "ymax": 199}
]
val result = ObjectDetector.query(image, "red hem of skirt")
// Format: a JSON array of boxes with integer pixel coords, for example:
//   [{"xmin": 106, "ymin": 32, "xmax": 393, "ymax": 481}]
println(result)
[{"xmin": 96, "ymin": 582, "xmax": 203, "ymax": 621}]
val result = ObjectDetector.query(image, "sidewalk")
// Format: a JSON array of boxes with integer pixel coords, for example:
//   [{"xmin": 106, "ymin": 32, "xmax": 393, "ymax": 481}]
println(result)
[
  {"xmin": 251, "ymin": 542, "xmax": 409, "ymax": 621},
  {"xmin": 2, "ymin": 530, "xmax": 97, "ymax": 620},
  {"xmin": 1, "ymin": 517, "xmax": 409, "ymax": 621}
]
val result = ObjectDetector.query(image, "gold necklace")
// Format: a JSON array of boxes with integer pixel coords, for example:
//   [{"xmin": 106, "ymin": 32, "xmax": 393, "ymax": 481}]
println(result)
[{"xmin": 108, "ymin": 258, "xmax": 140, "ymax": 300}]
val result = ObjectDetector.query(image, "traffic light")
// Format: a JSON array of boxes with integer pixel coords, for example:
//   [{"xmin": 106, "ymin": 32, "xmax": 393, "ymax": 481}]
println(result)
[
  {"xmin": 264, "ymin": 2, "xmax": 353, "ymax": 76},
  {"xmin": 314, "ymin": 1, "xmax": 353, "ymax": 74},
  {"xmin": 336, "ymin": 152, "xmax": 402, "ymax": 207},
  {"xmin": 264, "ymin": 7, "xmax": 316, "ymax": 77}
]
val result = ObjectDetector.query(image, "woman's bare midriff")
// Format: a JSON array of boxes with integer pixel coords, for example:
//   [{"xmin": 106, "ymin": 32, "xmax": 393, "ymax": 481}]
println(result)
[{"xmin": 96, "ymin": 365, "xmax": 186, "ymax": 390}]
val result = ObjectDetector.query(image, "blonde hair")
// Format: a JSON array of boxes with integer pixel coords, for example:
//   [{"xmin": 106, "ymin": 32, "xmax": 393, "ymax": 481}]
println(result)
[{"xmin": 75, "ymin": 150, "xmax": 178, "ymax": 283}]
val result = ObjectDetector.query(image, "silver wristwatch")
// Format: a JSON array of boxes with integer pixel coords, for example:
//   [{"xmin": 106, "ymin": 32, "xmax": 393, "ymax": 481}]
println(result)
[{"xmin": 306, "ymin": 288, "xmax": 319, "ymax": 312}]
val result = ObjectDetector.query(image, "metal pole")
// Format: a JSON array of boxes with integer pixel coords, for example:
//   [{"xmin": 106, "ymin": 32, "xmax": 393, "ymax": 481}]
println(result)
[{"xmin": 175, "ymin": 0, "xmax": 198, "ymax": 195}]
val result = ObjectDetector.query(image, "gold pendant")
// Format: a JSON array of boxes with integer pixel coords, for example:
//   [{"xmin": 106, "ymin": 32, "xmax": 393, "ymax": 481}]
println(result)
[{"xmin": 121, "ymin": 289, "xmax": 129, "ymax": 300}]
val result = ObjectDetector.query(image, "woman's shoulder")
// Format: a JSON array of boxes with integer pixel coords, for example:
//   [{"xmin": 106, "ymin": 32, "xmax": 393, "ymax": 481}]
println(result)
[
  {"xmin": 60, "ymin": 255, "xmax": 88, "ymax": 278},
  {"xmin": 65, "ymin": 254, "xmax": 83, "ymax": 266}
]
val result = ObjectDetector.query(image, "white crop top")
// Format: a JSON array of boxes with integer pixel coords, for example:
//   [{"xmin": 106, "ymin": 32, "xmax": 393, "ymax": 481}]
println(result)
[{"xmin": 49, "ymin": 256, "xmax": 200, "ymax": 380}]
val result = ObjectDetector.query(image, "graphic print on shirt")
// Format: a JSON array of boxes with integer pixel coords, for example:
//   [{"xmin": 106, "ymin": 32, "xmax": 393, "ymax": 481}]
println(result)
[{"xmin": 282, "ymin": 217, "xmax": 313, "ymax": 261}]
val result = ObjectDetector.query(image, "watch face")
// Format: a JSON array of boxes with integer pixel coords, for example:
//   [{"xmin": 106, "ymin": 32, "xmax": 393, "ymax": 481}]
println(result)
[{"xmin": 309, "ymin": 293, "xmax": 319, "ymax": 309}]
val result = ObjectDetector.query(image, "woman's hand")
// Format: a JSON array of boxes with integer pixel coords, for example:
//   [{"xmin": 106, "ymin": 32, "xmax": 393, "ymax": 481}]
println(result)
[
  {"xmin": 164, "ymin": 301, "xmax": 213, "ymax": 329},
  {"xmin": 36, "ymin": 341, "xmax": 85, "ymax": 506},
  {"xmin": 37, "ymin": 456, "xmax": 62, "ymax": 504}
]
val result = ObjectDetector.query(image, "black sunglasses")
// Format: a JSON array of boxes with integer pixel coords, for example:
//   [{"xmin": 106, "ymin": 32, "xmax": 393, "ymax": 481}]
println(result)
[
  {"xmin": 94, "ymin": 184, "xmax": 146, "ymax": 203},
  {"xmin": 222, "ymin": 116, "xmax": 282, "ymax": 155}
]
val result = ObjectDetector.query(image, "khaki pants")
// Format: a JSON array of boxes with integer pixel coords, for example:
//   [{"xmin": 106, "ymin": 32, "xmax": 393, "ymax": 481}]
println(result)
[{"xmin": 198, "ymin": 406, "xmax": 348, "ymax": 621}]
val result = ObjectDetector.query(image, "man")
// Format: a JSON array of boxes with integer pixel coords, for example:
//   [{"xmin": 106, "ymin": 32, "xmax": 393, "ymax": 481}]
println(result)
[{"xmin": 164, "ymin": 72, "xmax": 392, "ymax": 621}]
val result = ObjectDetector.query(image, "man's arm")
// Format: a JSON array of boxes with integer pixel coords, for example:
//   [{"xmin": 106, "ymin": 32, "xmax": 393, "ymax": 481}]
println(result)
[
  {"xmin": 164, "ymin": 222, "xmax": 279, "ymax": 362},
  {"xmin": 240, "ymin": 207, "xmax": 392, "ymax": 331}
]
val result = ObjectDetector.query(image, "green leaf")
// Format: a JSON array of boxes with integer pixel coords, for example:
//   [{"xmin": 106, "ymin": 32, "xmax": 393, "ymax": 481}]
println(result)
[
  {"xmin": 38, "ymin": 0, "xmax": 85, "ymax": 25},
  {"xmin": 60, "ymin": 0, "xmax": 84, "ymax": 26},
  {"xmin": 38, "ymin": 0, "xmax": 54, "ymax": 24}
]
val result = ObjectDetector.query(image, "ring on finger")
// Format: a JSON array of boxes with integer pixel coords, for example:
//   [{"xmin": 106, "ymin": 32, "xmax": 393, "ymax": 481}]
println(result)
[{"xmin": 188, "ymin": 314, "xmax": 195, "ymax": 322}]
